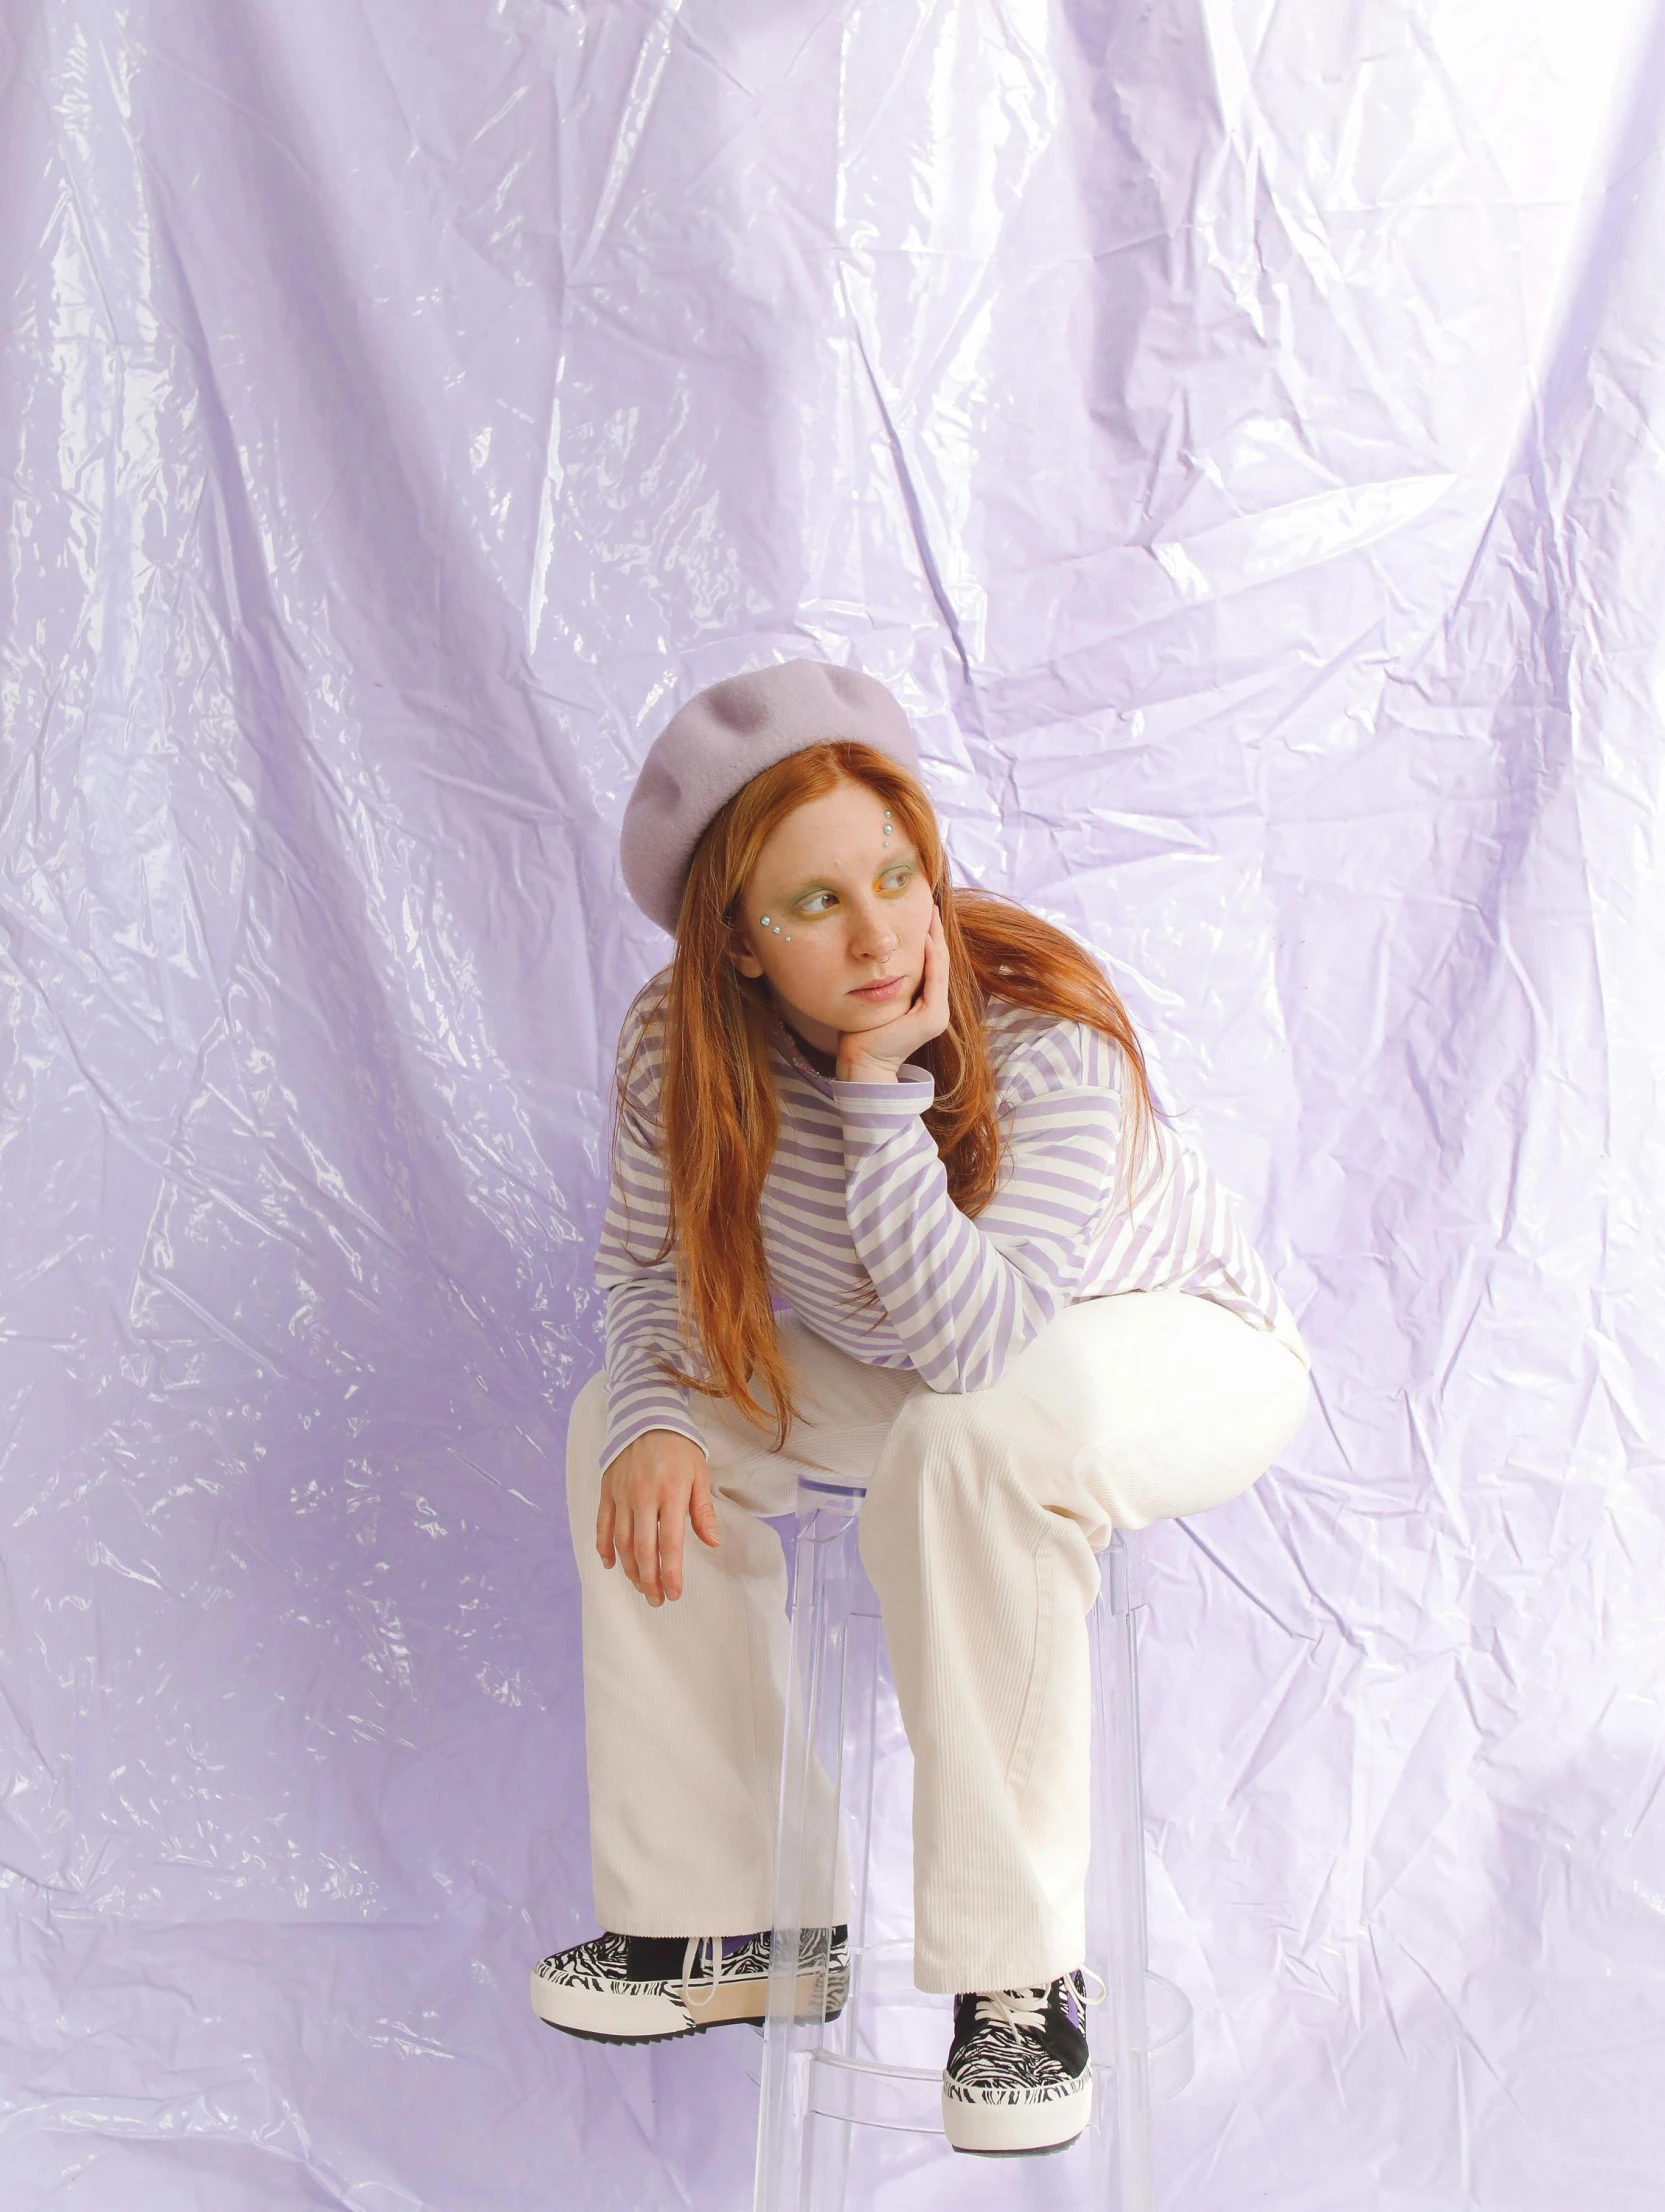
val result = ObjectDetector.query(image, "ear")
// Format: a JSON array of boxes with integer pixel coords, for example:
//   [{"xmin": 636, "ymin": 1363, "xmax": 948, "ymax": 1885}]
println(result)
[{"xmin": 727, "ymin": 918, "xmax": 765, "ymax": 980}]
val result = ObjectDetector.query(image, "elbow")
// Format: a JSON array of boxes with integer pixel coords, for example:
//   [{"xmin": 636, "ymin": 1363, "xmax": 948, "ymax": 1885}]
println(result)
[
  {"xmin": 924, "ymin": 1346, "xmax": 1011, "ymax": 1397},
  {"xmin": 921, "ymin": 1296, "xmax": 1047, "ymax": 1396}
]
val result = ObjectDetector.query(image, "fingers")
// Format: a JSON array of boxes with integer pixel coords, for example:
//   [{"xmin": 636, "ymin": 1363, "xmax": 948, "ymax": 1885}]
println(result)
[
  {"xmin": 596, "ymin": 1489, "xmax": 617, "ymax": 1569},
  {"xmin": 926, "ymin": 903, "xmax": 949, "ymax": 995},
  {"xmin": 689, "ymin": 1466, "xmax": 721, "ymax": 1550},
  {"xmin": 597, "ymin": 1435, "xmax": 714, "ymax": 1607},
  {"xmin": 924, "ymin": 909, "xmax": 950, "ymax": 1026},
  {"xmin": 660, "ymin": 1499, "xmax": 686, "ymax": 1602},
  {"xmin": 612, "ymin": 1498, "xmax": 635, "ymax": 1588},
  {"xmin": 631, "ymin": 1502, "xmax": 664, "ymax": 1606},
  {"xmin": 665, "ymin": 1472, "xmax": 722, "ymax": 1600},
  {"xmin": 897, "ymin": 908, "xmax": 949, "ymax": 1034}
]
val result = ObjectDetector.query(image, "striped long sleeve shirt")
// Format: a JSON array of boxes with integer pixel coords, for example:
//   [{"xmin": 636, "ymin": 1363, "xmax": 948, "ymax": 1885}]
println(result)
[{"xmin": 595, "ymin": 985, "xmax": 1310, "ymax": 1471}]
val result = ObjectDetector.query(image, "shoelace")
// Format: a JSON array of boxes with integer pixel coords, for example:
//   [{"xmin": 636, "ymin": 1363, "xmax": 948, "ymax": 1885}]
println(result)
[
  {"xmin": 973, "ymin": 1968, "xmax": 1109, "ymax": 2038},
  {"xmin": 679, "ymin": 1934, "xmax": 727, "ymax": 2013},
  {"xmin": 677, "ymin": 1929, "xmax": 845, "ymax": 2015},
  {"xmin": 974, "ymin": 1986, "xmax": 1050, "ymax": 2036}
]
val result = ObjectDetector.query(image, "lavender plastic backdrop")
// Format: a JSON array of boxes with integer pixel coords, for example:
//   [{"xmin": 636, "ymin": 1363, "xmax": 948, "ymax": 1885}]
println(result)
[{"xmin": 4, "ymin": 2, "xmax": 1663, "ymax": 2206}]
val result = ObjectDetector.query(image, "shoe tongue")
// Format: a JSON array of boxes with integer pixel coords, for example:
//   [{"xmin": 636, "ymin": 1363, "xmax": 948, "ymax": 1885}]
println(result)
[{"xmin": 621, "ymin": 1934, "xmax": 691, "ymax": 1979}]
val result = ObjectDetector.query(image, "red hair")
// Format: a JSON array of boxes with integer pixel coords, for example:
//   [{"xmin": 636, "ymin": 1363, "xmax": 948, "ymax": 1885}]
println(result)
[{"xmin": 617, "ymin": 741, "xmax": 1155, "ymax": 1446}]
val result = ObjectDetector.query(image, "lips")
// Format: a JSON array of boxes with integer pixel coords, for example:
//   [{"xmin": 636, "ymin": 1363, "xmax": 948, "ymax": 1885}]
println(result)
[{"xmin": 849, "ymin": 976, "xmax": 905, "ymax": 1000}]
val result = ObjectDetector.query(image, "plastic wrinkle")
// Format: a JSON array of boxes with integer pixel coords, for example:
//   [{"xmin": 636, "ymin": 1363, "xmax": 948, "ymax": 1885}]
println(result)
[{"xmin": 3, "ymin": 3, "xmax": 1665, "ymax": 2209}]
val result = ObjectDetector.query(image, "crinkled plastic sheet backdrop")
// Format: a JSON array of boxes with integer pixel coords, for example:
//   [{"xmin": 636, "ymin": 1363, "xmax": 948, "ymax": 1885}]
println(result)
[{"xmin": 2, "ymin": 2, "xmax": 1663, "ymax": 2207}]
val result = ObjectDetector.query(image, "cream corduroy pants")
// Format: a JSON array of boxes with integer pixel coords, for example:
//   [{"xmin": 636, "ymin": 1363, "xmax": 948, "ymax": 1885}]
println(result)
[{"xmin": 567, "ymin": 1288, "xmax": 1309, "ymax": 1994}]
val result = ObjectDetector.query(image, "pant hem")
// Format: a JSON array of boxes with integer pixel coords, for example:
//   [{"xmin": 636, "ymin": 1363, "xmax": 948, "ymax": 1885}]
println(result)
[
  {"xmin": 911, "ymin": 1944, "xmax": 1085, "ymax": 1996},
  {"xmin": 594, "ymin": 1901, "xmax": 850, "ymax": 1937}
]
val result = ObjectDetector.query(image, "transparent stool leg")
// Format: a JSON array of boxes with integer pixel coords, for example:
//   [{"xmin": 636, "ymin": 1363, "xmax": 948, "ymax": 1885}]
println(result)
[
  {"xmin": 815, "ymin": 1537, "xmax": 882, "ymax": 2212},
  {"xmin": 1100, "ymin": 1531, "xmax": 1155, "ymax": 2211},
  {"xmin": 754, "ymin": 1501, "xmax": 856, "ymax": 2212}
]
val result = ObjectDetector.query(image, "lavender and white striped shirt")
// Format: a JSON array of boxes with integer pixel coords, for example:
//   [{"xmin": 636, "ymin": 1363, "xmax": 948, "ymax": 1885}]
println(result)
[{"xmin": 596, "ymin": 986, "xmax": 1309, "ymax": 1470}]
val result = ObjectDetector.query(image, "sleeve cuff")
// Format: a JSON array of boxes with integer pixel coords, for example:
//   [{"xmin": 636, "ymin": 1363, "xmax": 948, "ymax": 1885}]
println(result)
[
  {"xmin": 829, "ymin": 1062, "xmax": 936, "ymax": 1145},
  {"xmin": 600, "ymin": 1409, "xmax": 709, "ymax": 1475}
]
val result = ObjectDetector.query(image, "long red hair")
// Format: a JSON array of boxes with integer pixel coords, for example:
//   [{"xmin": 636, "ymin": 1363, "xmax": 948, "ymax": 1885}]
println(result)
[{"xmin": 616, "ymin": 741, "xmax": 1156, "ymax": 1446}]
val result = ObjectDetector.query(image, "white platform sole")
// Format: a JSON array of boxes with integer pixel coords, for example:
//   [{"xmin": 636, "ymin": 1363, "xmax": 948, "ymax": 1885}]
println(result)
[
  {"xmin": 530, "ymin": 1967, "xmax": 840, "ymax": 2043},
  {"xmin": 941, "ymin": 2075, "xmax": 1092, "ymax": 2156}
]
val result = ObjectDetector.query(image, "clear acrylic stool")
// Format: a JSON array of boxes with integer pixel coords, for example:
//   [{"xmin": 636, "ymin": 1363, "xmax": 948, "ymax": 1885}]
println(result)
[{"xmin": 753, "ymin": 1477, "xmax": 1194, "ymax": 2212}]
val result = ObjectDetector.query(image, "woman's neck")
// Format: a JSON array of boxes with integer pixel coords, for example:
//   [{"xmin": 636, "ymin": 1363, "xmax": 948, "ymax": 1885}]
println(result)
[{"xmin": 779, "ymin": 1017, "xmax": 840, "ymax": 1080}]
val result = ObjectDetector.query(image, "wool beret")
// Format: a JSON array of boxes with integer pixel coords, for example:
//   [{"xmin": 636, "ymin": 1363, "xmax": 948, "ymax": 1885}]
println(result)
[{"xmin": 619, "ymin": 658, "xmax": 922, "ymax": 934}]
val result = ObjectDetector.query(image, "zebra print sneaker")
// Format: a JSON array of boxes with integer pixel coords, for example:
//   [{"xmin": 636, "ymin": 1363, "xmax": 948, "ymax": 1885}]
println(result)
[
  {"xmin": 941, "ymin": 1971, "xmax": 1093, "ymax": 2155},
  {"xmin": 530, "ymin": 1926, "xmax": 849, "ymax": 2044}
]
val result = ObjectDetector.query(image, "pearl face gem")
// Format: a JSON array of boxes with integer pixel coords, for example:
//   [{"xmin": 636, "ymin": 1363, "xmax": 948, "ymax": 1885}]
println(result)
[{"xmin": 759, "ymin": 914, "xmax": 770, "ymax": 927}]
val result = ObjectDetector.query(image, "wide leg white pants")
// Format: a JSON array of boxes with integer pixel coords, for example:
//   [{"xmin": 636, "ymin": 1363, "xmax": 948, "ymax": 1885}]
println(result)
[{"xmin": 566, "ymin": 1289, "xmax": 1309, "ymax": 1994}]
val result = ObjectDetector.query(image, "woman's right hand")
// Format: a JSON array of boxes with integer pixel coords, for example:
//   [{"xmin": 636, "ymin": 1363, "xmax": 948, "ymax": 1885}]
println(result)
[{"xmin": 596, "ymin": 1428, "xmax": 719, "ymax": 1607}]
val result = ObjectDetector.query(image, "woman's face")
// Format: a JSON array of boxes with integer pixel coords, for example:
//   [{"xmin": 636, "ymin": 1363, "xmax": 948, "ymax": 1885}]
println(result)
[{"xmin": 729, "ymin": 777, "xmax": 936, "ymax": 1057}]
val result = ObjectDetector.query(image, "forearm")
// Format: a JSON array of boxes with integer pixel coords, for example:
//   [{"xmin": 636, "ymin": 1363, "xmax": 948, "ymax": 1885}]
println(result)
[
  {"xmin": 834, "ymin": 1073, "xmax": 1123, "ymax": 1392},
  {"xmin": 599, "ymin": 1276, "xmax": 706, "ymax": 1469},
  {"xmin": 847, "ymin": 1142, "xmax": 1050, "ymax": 1390}
]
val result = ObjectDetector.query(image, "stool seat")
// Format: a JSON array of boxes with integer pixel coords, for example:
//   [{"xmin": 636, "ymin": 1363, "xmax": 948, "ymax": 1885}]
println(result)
[{"xmin": 752, "ymin": 1491, "xmax": 1193, "ymax": 2210}]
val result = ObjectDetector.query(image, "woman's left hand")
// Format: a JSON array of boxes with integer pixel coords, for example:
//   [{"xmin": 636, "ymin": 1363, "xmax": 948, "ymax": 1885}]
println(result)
[{"xmin": 835, "ymin": 904, "xmax": 950, "ymax": 1082}]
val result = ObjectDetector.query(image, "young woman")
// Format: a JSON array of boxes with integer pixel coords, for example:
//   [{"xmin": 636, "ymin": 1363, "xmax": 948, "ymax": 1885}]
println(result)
[{"xmin": 531, "ymin": 659, "xmax": 1310, "ymax": 2158}]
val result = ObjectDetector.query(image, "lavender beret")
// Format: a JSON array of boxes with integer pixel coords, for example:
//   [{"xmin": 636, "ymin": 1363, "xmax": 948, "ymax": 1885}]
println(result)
[{"xmin": 619, "ymin": 658, "xmax": 922, "ymax": 934}]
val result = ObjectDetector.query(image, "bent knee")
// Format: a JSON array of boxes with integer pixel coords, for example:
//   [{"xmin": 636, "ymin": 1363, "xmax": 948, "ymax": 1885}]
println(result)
[{"xmin": 1077, "ymin": 1337, "xmax": 1310, "ymax": 1529}]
